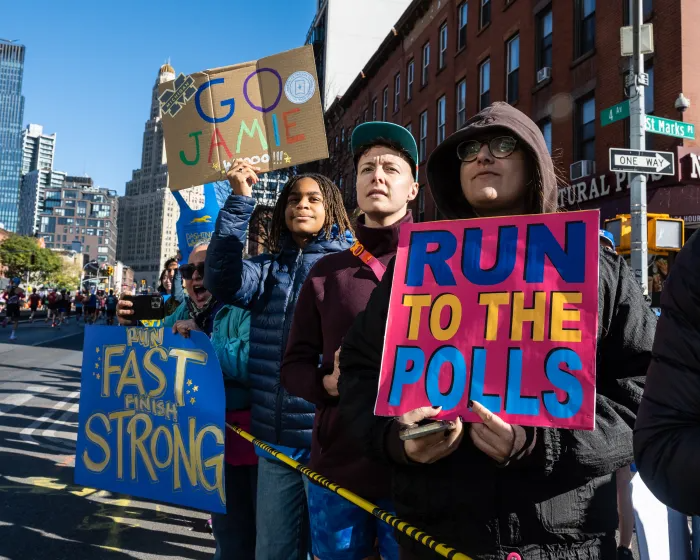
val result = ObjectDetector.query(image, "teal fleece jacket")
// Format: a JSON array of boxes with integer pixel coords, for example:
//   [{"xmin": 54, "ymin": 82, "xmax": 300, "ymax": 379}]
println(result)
[{"xmin": 164, "ymin": 301, "xmax": 251, "ymax": 411}]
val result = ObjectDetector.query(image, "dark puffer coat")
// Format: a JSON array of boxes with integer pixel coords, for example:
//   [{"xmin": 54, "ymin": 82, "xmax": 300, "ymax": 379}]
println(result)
[
  {"xmin": 634, "ymin": 230, "xmax": 700, "ymax": 515},
  {"xmin": 205, "ymin": 194, "xmax": 353, "ymax": 448}
]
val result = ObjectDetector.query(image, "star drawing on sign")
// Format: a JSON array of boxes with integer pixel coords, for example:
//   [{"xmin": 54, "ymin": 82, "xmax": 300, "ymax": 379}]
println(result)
[
  {"xmin": 193, "ymin": 386, "xmax": 199, "ymax": 392},
  {"xmin": 190, "ymin": 397, "xmax": 196, "ymax": 405},
  {"xmin": 212, "ymin": 162, "xmax": 220, "ymax": 171},
  {"xmin": 186, "ymin": 390, "xmax": 190, "ymax": 395},
  {"xmin": 95, "ymin": 363, "xmax": 99, "ymax": 369},
  {"xmin": 95, "ymin": 347, "xmax": 100, "ymax": 353},
  {"xmin": 284, "ymin": 154, "xmax": 292, "ymax": 164},
  {"xmin": 96, "ymin": 374, "xmax": 100, "ymax": 380},
  {"xmin": 187, "ymin": 379, "xmax": 193, "ymax": 387}
]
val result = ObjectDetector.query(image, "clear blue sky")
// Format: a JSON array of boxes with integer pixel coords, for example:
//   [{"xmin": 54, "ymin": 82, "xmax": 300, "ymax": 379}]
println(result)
[{"xmin": 4, "ymin": 0, "xmax": 316, "ymax": 194}]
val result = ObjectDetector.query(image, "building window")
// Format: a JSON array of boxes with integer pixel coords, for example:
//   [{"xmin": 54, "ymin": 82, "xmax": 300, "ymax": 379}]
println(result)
[
  {"xmin": 341, "ymin": 127, "xmax": 346, "ymax": 144},
  {"xmin": 363, "ymin": 108, "xmax": 368, "ymax": 122},
  {"xmin": 382, "ymin": 87, "xmax": 389, "ymax": 120},
  {"xmin": 576, "ymin": 0, "xmax": 595, "ymax": 57},
  {"xmin": 540, "ymin": 119, "xmax": 552, "ymax": 153},
  {"xmin": 405, "ymin": 123, "xmax": 412, "ymax": 135},
  {"xmin": 506, "ymin": 35, "xmax": 520, "ymax": 104},
  {"xmin": 372, "ymin": 98, "xmax": 378, "ymax": 120},
  {"xmin": 421, "ymin": 42, "xmax": 430, "ymax": 86},
  {"xmin": 419, "ymin": 111, "xmax": 428, "ymax": 162},
  {"xmin": 439, "ymin": 23, "xmax": 448, "ymax": 69},
  {"xmin": 394, "ymin": 73, "xmax": 401, "ymax": 112},
  {"xmin": 479, "ymin": 58, "xmax": 491, "ymax": 110},
  {"xmin": 644, "ymin": 0, "xmax": 652, "ymax": 19},
  {"xmin": 645, "ymin": 63, "xmax": 654, "ymax": 115},
  {"xmin": 645, "ymin": 63, "xmax": 655, "ymax": 149},
  {"xmin": 437, "ymin": 96, "xmax": 447, "ymax": 144},
  {"xmin": 407, "ymin": 60, "xmax": 415, "ymax": 101},
  {"xmin": 456, "ymin": 79, "xmax": 467, "ymax": 129},
  {"xmin": 458, "ymin": 1, "xmax": 468, "ymax": 50},
  {"xmin": 480, "ymin": 0, "xmax": 491, "ymax": 28},
  {"xmin": 537, "ymin": 7, "xmax": 553, "ymax": 71},
  {"xmin": 576, "ymin": 95, "xmax": 596, "ymax": 161}
]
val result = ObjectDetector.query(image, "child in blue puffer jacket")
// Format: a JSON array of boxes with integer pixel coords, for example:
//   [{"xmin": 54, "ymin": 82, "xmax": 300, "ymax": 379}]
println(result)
[{"xmin": 204, "ymin": 159, "xmax": 354, "ymax": 560}]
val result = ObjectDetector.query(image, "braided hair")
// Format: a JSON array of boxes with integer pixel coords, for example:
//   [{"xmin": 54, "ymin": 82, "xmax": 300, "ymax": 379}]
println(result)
[{"xmin": 269, "ymin": 173, "xmax": 354, "ymax": 251}]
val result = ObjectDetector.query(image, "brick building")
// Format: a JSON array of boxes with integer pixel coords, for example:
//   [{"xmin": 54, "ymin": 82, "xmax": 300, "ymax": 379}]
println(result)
[{"xmin": 319, "ymin": 0, "xmax": 700, "ymax": 234}]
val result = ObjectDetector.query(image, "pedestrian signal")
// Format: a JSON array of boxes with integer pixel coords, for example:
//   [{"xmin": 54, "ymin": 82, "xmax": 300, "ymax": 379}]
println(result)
[{"xmin": 604, "ymin": 214, "xmax": 685, "ymax": 255}]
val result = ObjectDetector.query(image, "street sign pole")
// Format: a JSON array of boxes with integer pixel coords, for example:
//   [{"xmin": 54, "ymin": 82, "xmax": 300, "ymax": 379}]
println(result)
[{"xmin": 629, "ymin": 0, "xmax": 648, "ymax": 294}]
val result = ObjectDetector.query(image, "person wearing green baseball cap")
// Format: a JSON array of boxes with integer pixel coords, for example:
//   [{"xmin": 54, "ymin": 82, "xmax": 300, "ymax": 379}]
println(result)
[{"xmin": 280, "ymin": 122, "xmax": 418, "ymax": 560}]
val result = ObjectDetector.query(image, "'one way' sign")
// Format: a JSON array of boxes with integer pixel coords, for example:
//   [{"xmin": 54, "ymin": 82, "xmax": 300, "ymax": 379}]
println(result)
[{"xmin": 609, "ymin": 148, "xmax": 676, "ymax": 176}]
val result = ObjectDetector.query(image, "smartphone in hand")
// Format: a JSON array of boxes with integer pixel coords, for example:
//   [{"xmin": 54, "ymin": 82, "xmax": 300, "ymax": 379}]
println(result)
[
  {"xmin": 122, "ymin": 293, "xmax": 165, "ymax": 322},
  {"xmin": 399, "ymin": 420, "xmax": 454, "ymax": 441}
]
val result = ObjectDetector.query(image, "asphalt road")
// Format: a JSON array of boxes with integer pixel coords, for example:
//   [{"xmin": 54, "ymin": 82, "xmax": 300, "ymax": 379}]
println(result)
[{"xmin": 0, "ymin": 317, "xmax": 215, "ymax": 560}]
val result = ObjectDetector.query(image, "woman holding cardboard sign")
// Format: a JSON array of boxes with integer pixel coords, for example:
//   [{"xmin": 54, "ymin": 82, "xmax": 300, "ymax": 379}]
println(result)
[{"xmin": 338, "ymin": 102, "xmax": 657, "ymax": 560}]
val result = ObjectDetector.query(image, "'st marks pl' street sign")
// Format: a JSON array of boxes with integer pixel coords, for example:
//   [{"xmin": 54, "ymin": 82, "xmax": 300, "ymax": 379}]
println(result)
[{"xmin": 609, "ymin": 148, "xmax": 675, "ymax": 176}]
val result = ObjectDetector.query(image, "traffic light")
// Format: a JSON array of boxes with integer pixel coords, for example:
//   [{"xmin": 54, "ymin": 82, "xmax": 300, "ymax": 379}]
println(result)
[
  {"xmin": 604, "ymin": 214, "xmax": 685, "ymax": 255},
  {"xmin": 106, "ymin": 266, "xmax": 114, "ymax": 276}
]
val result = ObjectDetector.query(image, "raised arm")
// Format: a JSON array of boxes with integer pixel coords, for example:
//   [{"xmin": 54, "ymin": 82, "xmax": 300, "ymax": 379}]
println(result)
[{"xmin": 205, "ymin": 159, "xmax": 267, "ymax": 308}]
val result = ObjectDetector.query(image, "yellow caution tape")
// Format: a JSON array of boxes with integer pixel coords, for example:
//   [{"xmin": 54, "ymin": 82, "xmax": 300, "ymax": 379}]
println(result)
[{"xmin": 226, "ymin": 422, "xmax": 473, "ymax": 560}]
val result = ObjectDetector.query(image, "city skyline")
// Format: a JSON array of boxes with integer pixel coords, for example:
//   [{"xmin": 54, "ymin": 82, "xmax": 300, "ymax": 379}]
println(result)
[{"xmin": 2, "ymin": 0, "xmax": 316, "ymax": 197}]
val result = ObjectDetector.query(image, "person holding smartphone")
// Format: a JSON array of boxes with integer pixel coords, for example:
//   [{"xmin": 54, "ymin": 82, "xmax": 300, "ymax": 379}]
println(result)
[
  {"xmin": 117, "ymin": 242, "xmax": 256, "ymax": 559},
  {"xmin": 338, "ymin": 103, "xmax": 657, "ymax": 560}
]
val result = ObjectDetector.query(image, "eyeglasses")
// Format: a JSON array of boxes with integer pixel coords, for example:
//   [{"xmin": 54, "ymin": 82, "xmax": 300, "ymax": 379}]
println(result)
[
  {"xmin": 456, "ymin": 136, "xmax": 518, "ymax": 162},
  {"xmin": 179, "ymin": 263, "xmax": 205, "ymax": 280}
]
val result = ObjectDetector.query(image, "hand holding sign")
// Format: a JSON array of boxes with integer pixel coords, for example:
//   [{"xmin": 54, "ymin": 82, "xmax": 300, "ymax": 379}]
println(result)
[
  {"xmin": 468, "ymin": 400, "xmax": 527, "ymax": 464},
  {"xmin": 226, "ymin": 158, "xmax": 261, "ymax": 197}
]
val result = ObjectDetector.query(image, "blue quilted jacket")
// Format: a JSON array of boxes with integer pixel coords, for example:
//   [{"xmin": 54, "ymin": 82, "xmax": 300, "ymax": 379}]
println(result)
[{"xmin": 205, "ymin": 194, "xmax": 353, "ymax": 448}]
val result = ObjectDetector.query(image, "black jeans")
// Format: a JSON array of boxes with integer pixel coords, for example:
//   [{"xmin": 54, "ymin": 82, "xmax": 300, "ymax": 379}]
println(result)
[{"xmin": 211, "ymin": 463, "xmax": 258, "ymax": 560}]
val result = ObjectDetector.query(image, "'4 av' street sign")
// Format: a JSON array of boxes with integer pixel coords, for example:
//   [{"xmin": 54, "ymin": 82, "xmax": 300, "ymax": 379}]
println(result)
[
  {"xmin": 609, "ymin": 148, "xmax": 675, "ymax": 176},
  {"xmin": 601, "ymin": 100, "xmax": 630, "ymax": 127},
  {"xmin": 645, "ymin": 115, "xmax": 696, "ymax": 140}
]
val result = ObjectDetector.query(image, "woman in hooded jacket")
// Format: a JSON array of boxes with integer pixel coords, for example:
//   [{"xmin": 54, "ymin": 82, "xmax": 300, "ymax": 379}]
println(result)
[{"xmin": 338, "ymin": 102, "xmax": 657, "ymax": 560}]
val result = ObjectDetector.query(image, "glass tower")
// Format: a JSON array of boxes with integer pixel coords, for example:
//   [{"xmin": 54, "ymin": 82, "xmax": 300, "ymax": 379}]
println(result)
[{"xmin": 0, "ymin": 39, "xmax": 26, "ymax": 232}]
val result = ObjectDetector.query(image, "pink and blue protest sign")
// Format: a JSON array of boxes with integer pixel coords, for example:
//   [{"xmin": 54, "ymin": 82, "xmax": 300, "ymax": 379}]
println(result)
[{"xmin": 376, "ymin": 210, "xmax": 600, "ymax": 430}]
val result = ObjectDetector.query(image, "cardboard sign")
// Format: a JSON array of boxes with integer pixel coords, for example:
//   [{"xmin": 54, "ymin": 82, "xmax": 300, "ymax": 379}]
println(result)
[
  {"xmin": 376, "ymin": 211, "xmax": 600, "ymax": 431},
  {"xmin": 75, "ymin": 326, "xmax": 227, "ymax": 513},
  {"xmin": 159, "ymin": 45, "xmax": 328, "ymax": 191}
]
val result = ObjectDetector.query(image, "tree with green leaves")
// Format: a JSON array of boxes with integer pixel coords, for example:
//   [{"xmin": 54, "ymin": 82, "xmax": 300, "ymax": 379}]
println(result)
[{"xmin": 0, "ymin": 234, "xmax": 61, "ymax": 283}]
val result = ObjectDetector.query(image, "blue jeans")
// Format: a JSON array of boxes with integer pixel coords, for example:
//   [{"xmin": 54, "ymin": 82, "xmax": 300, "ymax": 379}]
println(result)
[
  {"xmin": 211, "ymin": 463, "xmax": 257, "ymax": 560},
  {"xmin": 255, "ymin": 456, "xmax": 311, "ymax": 560}
]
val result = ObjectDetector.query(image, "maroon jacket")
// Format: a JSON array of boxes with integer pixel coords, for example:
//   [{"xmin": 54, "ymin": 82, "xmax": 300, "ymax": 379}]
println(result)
[{"xmin": 281, "ymin": 212, "xmax": 412, "ymax": 500}]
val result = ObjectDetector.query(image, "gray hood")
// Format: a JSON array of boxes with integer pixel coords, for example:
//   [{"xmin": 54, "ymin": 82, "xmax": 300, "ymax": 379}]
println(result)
[{"xmin": 426, "ymin": 102, "xmax": 559, "ymax": 219}]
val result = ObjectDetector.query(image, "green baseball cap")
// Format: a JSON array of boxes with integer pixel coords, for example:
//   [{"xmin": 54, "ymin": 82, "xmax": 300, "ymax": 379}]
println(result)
[{"xmin": 350, "ymin": 122, "xmax": 419, "ymax": 180}]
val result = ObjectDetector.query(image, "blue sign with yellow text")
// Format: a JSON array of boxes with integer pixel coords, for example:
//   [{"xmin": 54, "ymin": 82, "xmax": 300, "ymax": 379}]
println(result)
[{"xmin": 75, "ymin": 326, "xmax": 226, "ymax": 513}]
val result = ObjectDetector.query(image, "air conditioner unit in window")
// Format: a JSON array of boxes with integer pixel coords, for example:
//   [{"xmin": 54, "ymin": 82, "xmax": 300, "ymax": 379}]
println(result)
[
  {"xmin": 537, "ymin": 67, "xmax": 552, "ymax": 84},
  {"xmin": 570, "ymin": 160, "xmax": 596, "ymax": 181}
]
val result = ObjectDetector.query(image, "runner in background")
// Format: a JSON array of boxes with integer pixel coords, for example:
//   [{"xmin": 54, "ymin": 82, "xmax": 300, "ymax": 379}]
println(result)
[
  {"xmin": 85, "ymin": 290, "xmax": 97, "ymax": 325},
  {"xmin": 74, "ymin": 290, "xmax": 84, "ymax": 323},
  {"xmin": 338, "ymin": 102, "xmax": 657, "ymax": 560},
  {"xmin": 45, "ymin": 288, "xmax": 57, "ymax": 326},
  {"xmin": 281, "ymin": 122, "xmax": 419, "ymax": 560},
  {"xmin": 205, "ymin": 159, "xmax": 354, "ymax": 560},
  {"xmin": 105, "ymin": 289, "xmax": 118, "ymax": 326},
  {"xmin": 28, "ymin": 288, "xmax": 41, "ymax": 322},
  {"xmin": 3, "ymin": 279, "xmax": 24, "ymax": 341},
  {"xmin": 59, "ymin": 289, "xmax": 70, "ymax": 324}
]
